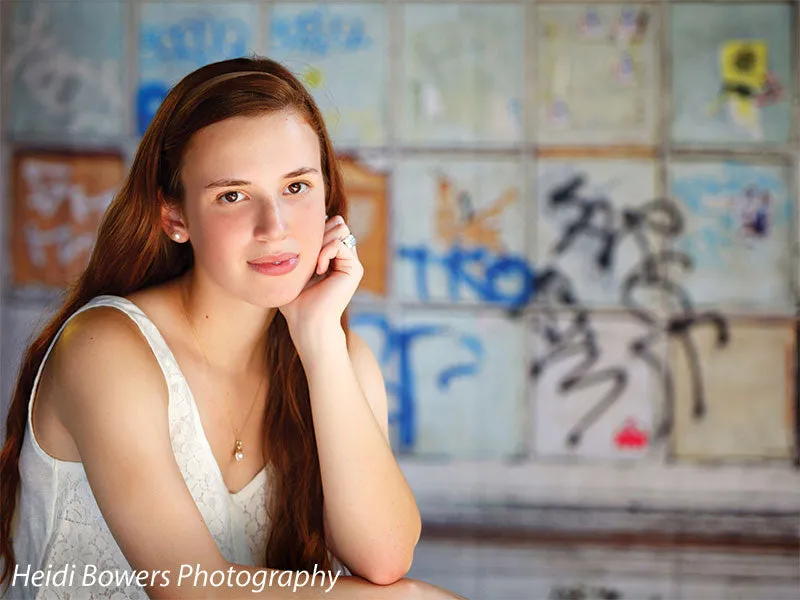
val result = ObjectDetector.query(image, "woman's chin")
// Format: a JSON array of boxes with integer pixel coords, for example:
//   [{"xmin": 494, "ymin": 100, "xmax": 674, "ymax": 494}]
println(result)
[{"xmin": 245, "ymin": 276, "xmax": 310, "ymax": 309}]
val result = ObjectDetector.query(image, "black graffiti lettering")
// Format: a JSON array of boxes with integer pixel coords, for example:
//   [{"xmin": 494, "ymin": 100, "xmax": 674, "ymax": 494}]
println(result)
[
  {"xmin": 531, "ymin": 268, "xmax": 628, "ymax": 447},
  {"xmin": 548, "ymin": 585, "xmax": 624, "ymax": 600},
  {"xmin": 548, "ymin": 585, "xmax": 587, "ymax": 600},
  {"xmin": 550, "ymin": 175, "xmax": 618, "ymax": 270},
  {"xmin": 530, "ymin": 173, "xmax": 730, "ymax": 449}
]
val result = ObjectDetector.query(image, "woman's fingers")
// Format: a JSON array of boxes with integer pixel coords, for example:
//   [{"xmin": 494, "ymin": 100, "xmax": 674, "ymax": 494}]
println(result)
[
  {"xmin": 323, "ymin": 222, "xmax": 351, "ymax": 244},
  {"xmin": 317, "ymin": 234, "xmax": 362, "ymax": 275},
  {"xmin": 316, "ymin": 236, "xmax": 354, "ymax": 274},
  {"xmin": 316, "ymin": 238, "xmax": 339, "ymax": 275},
  {"xmin": 318, "ymin": 216, "xmax": 358, "ymax": 275},
  {"xmin": 324, "ymin": 214, "xmax": 346, "ymax": 233}
]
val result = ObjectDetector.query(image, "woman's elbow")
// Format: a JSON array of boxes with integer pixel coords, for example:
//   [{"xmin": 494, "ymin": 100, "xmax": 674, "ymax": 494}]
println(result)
[{"xmin": 361, "ymin": 548, "xmax": 415, "ymax": 586}]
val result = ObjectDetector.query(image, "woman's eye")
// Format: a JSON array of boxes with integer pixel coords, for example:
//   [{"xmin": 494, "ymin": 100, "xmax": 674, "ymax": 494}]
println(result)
[
  {"xmin": 219, "ymin": 191, "xmax": 245, "ymax": 204},
  {"xmin": 286, "ymin": 182, "xmax": 309, "ymax": 195}
]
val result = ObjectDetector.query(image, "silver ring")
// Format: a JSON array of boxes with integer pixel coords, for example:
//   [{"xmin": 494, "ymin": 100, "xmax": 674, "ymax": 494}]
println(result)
[{"xmin": 340, "ymin": 233, "xmax": 357, "ymax": 249}]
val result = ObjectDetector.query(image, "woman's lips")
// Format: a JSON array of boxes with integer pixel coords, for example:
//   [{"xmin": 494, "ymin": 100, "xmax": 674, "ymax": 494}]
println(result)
[{"xmin": 247, "ymin": 255, "xmax": 299, "ymax": 276}]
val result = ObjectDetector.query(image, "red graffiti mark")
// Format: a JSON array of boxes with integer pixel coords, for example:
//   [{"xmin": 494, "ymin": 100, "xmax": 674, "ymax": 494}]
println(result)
[
  {"xmin": 757, "ymin": 72, "xmax": 784, "ymax": 107},
  {"xmin": 614, "ymin": 419, "xmax": 649, "ymax": 450}
]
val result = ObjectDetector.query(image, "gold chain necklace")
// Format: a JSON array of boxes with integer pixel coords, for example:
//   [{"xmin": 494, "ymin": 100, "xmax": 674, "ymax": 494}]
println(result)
[{"xmin": 180, "ymin": 286, "xmax": 265, "ymax": 463}]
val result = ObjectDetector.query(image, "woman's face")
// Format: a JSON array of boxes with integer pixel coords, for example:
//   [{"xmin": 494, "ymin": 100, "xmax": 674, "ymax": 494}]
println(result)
[{"xmin": 178, "ymin": 110, "xmax": 327, "ymax": 307}]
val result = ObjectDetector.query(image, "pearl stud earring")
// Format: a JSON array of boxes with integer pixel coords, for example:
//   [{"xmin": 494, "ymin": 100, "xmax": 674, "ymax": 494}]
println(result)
[{"xmin": 173, "ymin": 232, "xmax": 181, "ymax": 241}]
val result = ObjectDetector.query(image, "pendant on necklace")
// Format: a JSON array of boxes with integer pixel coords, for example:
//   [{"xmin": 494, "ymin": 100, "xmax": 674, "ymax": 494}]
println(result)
[{"xmin": 234, "ymin": 439, "xmax": 244, "ymax": 462}]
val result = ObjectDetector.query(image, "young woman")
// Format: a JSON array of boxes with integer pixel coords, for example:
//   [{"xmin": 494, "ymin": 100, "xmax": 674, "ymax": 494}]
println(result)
[{"xmin": 0, "ymin": 57, "xmax": 463, "ymax": 599}]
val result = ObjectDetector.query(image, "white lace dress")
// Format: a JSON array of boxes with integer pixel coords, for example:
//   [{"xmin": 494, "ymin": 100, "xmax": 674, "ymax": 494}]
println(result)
[{"xmin": 10, "ymin": 295, "xmax": 340, "ymax": 599}]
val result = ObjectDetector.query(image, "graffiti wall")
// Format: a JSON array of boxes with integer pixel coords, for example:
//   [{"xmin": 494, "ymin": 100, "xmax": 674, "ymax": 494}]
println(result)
[{"xmin": 1, "ymin": 1, "xmax": 798, "ymax": 525}]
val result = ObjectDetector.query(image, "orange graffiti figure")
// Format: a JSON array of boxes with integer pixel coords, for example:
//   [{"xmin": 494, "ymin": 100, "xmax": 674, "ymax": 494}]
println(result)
[{"xmin": 435, "ymin": 174, "xmax": 517, "ymax": 253}]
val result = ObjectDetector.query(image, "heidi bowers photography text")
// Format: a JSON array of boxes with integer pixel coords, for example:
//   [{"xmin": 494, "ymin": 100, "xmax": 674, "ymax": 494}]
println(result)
[{"xmin": 12, "ymin": 563, "xmax": 343, "ymax": 593}]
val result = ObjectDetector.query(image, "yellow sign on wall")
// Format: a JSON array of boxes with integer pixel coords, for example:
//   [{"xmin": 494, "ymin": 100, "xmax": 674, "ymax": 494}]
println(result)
[{"xmin": 720, "ymin": 40, "xmax": 767, "ymax": 93}]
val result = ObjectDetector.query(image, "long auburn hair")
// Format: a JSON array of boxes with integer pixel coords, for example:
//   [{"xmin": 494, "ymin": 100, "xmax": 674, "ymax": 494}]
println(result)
[{"xmin": 0, "ymin": 56, "xmax": 347, "ymax": 588}]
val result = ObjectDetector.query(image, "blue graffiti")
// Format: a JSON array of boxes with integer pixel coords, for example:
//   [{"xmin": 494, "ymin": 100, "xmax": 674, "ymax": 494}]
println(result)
[
  {"xmin": 140, "ymin": 16, "xmax": 250, "ymax": 64},
  {"xmin": 352, "ymin": 314, "xmax": 484, "ymax": 452},
  {"xmin": 270, "ymin": 9, "xmax": 372, "ymax": 57},
  {"xmin": 138, "ymin": 14, "xmax": 252, "ymax": 134},
  {"xmin": 437, "ymin": 335, "xmax": 483, "ymax": 390},
  {"xmin": 136, "ymin": 81, "xmax": 169, "ymax": 136},
  {"xmin": 397, "ymin": 244, "xmax": 535, "ymax": 308},
  {"xmin": 670, "ymin": 164, "xmax": 790, "ymax": 267},
  {"xmin": 507, "ymin": 98, "xmax": 522, "ymax": 125}
]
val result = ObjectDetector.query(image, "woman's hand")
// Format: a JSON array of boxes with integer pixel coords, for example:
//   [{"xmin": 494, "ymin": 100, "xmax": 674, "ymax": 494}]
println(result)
[
  {"xmin": 384, "ymin": 578, "xmax": 468, "ymax": 600},
  {"xmin": 279, "ymin": 214, "xmax": 363, "ymax": 351},
  {"xmin": 327, "ymin": 576, "xmax": 468, "ymax": 600}
]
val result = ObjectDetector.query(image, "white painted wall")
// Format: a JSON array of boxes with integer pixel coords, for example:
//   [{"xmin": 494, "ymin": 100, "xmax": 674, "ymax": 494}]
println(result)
[{"xmin": 0, "ymin": 0, "xmax": 798, "ymax": 560}]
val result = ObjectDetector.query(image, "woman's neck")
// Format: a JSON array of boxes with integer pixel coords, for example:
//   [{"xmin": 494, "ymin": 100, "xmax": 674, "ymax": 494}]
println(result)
[{"xmin": 175, "ymin": 272, "xmax": 275, "ymax": 376}]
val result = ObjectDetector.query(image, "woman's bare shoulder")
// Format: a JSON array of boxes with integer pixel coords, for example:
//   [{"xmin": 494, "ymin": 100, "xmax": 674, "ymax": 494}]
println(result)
[
  {"xmin": 125, "ymin": 277, "xmax": 179, "ymax": 314},
  {"xmin": 33, "ymin": 304, "xmax": 167, "ymax": 461},
  {"xmin": 125, "ymin": 278, "xmax": 185, "ymax": 337},
  {"xmin": 50, "ymin": 304, "xmax": 166, "ymax": 398},
  {"xmin": 49, "ymin": 276, "xmax": 188, "ymax": 395},
  {"xmin": 54, "ymin": 305, "xmax": 150, "ymax": 369}
]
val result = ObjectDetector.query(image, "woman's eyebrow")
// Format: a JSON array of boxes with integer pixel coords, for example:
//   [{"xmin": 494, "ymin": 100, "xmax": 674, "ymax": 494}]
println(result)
[
  {"xmin": 204, "ymin": 168, "xmax": 319, "ymax": 189},
  {"xmin": 283, "ymin": 166, "xmax": 319, "ymax": 178},
  {"xmin": 204, "ymin": 178, "xmax": 251, "ymax": 189}
]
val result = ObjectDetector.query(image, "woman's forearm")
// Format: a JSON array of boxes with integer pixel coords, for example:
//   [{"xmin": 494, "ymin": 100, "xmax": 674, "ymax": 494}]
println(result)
[
  {"xmin": 296, "ymin": 326, "xmax": 421, "ymax": 583},
  {"xmin": 203, "ymin": 565, "xmax": 465, "ymax": 600}
]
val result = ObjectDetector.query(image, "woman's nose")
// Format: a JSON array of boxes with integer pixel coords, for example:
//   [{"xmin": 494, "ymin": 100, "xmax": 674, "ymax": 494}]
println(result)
[{"xmin": 254, "ymin": 198, "xmax": 288, "ymax": 240}]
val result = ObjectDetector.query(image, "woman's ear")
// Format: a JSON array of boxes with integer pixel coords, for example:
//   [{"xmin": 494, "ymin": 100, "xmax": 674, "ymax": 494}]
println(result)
[{"xmin": 158, "ymin": 190, "xmax": 188, "ymax": 241}]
